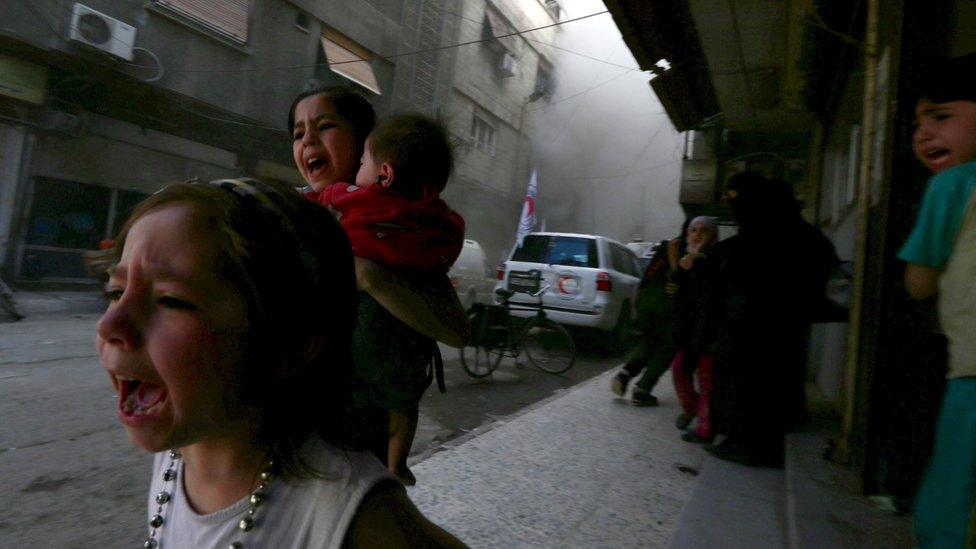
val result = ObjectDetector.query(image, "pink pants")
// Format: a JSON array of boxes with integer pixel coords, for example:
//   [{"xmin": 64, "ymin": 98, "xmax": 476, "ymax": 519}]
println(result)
[{"xmin": 671, "ymin": 350, "xmax": 715, "ymax": 438}]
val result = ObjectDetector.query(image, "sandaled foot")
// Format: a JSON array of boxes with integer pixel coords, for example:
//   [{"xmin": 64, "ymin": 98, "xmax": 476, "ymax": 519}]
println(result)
[
  {"xmin": 706, "ymin": 439, "xmax": 783, "ymax": 468},
  {"xmin": 631, "ymin": 391, "xmax": 659, "ymax": 407},
  {"xmin": 681, "ymin": 432, "xmax": 714, "ymax": 444},
  {"xmin": 611, "ymin": 372, "xmax": 631, "ymax": 397},
  {"xmin": 675, "ymin": 413, "xmax": 694, "ymax": 430},
  {"xmin": 393, "ymin": 465, "xmax": 417, "ymax": 486}
]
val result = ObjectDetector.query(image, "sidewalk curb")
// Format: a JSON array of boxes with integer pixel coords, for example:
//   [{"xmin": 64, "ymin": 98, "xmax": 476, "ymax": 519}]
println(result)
[{"xmin": 408, "ymin": 369, "xmax": 615, "ymax": 466}]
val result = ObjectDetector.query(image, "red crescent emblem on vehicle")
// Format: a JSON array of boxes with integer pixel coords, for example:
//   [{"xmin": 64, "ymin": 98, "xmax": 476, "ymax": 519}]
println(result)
[{"xmin": 556, "ymin": 272, "xmax": 580, "ymax": 295}]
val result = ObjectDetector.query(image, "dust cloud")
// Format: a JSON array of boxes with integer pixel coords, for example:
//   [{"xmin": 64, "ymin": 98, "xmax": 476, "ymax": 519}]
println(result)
[{"xmin": 528, "ymin": 0, "xmax": 686, "ymax": 244}]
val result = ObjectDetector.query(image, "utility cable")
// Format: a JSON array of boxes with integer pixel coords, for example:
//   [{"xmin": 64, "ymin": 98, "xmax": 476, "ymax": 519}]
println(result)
[
  {"xmin": 527, "ymin": 69, "xmax": 630, "ymax": 112},
  {"xmin": 122, "ymin": 10, "xmax": 611, "ymax": 73},
  {"xmin": 18, "ymin": 0, "xmax": 608, "ymax": 75},
  {"xmin": 422, "ymin": 1, "xmax": 641, "ymax": 72}
]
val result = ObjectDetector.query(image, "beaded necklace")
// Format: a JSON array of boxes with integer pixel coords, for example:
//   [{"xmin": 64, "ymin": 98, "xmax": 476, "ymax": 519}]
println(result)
[{"xmin": 144, "ymin": 450, "xmax": 274, "ymax": 549}]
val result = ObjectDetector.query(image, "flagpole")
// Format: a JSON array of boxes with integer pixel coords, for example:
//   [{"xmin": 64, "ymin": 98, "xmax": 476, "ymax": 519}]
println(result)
[{"xmin": 516, "ymin": 169, "xmax": 539, "ymax": 246}]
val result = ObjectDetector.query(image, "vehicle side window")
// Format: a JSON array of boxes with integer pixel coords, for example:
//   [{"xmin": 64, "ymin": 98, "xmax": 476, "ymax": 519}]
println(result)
[
  {"xmin": 610, "ymin": 244, "xmax": 639, "ymax": 277},
  {"xmin": 629, "ymin": 255, "xmax": 642, "ymax": 277},
  {"xmin": 512, "ymin": 235, "xmax": 549, "ymax": 262}
]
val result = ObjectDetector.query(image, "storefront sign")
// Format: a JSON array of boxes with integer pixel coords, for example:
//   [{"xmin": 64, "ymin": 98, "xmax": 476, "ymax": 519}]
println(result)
[{"xmin": 0, "ymin": 55, "xmax": 48, "ymax": 105}]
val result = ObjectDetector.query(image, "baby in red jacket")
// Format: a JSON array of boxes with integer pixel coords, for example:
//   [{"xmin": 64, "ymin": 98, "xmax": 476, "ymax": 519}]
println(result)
[{"xmin": 307, "ymin": 113, "xmax": 464, "ymax": 273}]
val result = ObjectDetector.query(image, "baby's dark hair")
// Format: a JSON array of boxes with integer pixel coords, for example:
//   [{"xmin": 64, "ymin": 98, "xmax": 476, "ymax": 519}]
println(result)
[
  {"xmin": 918, "ymin": 53, "xmax": 976, "ymax": 104},
  {"xmin": 288, "ymin": 85, "xmax": 376, "ymax": 147},
  {"xmin": 368, "ymin": 113, "xmax": 454, "ymax": 199},
  {"xmin": 113, "ymin": 178, "xmax": 362, "ymax": 479}
]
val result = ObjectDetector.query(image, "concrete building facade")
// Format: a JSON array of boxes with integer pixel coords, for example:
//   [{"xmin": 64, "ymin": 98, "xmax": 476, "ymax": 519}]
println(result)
[
  {"xmin": 439, "ymin": 0, "xmax": 560, "ymax": 263},
  {"xmin": 0, "ymin": 0, "xmax": 561, "ymax": 285}
]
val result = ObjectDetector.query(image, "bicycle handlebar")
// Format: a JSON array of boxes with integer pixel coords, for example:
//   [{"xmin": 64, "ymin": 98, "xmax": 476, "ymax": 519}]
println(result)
[
  {"xmin": 530, "ymin": 284, "xmax": 550, "ymax": 298},
  {"xmin": 496, "ymin": 284, "xmax": 550, "ymax": 301}
]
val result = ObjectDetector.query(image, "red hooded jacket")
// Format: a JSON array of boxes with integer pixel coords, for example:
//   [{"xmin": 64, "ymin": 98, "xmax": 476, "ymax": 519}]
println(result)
[{"xmin": 306, "ymin": 183, "xmax": 465, "ymax": 272}]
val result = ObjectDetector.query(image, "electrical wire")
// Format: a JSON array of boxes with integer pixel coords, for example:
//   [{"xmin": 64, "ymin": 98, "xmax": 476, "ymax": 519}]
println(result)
[
  {"xmin": 422, "ymin": 1, "xmax": 641, "ymax": 72},
  {"xmin": 121, "ymin": 9, "xmax": 612, "ymax": 74},
  {"xmin": 19, "ymin": 0, "xmax": 609, "ymax": 76},
  {"xmin": 176, "ymin": 100, "xmax": 286, "ymax": 132},
  {"xmin": 543, "ymin": 40, "xmax": 622, "ymax": 149},
  {"xmin": 526, "ymin": 69, "xmax": 630, "ymax": 112},
  {"xmin": 564, "ymin": 120, "xmax": 676, "ymax": 181}
]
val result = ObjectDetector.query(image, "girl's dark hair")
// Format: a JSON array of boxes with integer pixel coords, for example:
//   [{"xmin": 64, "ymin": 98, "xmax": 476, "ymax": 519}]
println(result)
[
  {"xmin": 918, "ymin": 53, "xmax": 976, "ymax": 104},
  {"xmin": 368, "ymin": 113, "xmax": 454, "ymax": 198},
  {"xmin": 287, "ymin": 85, "xmax": 376, "ymax": 147},
  {"xmin": 114, "ymin": 178, "xmax": 360, "ymax": 478}
]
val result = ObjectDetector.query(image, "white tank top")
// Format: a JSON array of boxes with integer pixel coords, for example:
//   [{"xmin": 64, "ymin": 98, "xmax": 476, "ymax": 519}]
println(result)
[{"xmin": 145, "ymin": 437, "xmax": 397, "ymax": 548}]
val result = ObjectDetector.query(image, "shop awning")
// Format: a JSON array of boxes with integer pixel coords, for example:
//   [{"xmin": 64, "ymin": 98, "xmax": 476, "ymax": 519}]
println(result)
[
  {"xmin": 483, "ymin": 4, "xmax": 518, "ymax": 54},
  {"xmin": 321, "ymin": 30, "xmax": 381, "ymax": 95}
]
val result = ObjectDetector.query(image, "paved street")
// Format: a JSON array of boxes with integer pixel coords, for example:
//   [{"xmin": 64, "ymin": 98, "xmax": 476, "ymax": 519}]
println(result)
[{"xmin": 0, "ymin": 313, "xmax": 622, "ymax": 546}]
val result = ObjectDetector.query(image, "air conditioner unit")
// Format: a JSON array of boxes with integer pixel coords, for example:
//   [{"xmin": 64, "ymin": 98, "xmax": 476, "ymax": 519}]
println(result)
[
  {"xmin": 68, "ymin": 3, "xmax": 136, "ymax": 61},
  {"xmin": 499, "ymin": 52, "xmax": 518, "ymax": 78}
]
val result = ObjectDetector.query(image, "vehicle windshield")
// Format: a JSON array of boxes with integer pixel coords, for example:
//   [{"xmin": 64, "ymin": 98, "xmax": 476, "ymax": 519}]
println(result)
[{"xmin": 511, "ymin": 235, "xmax": 599, "ymax": 268}]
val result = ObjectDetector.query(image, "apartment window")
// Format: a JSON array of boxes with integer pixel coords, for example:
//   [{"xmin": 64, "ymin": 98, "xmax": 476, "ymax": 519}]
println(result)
[
  {"xmin": 320, "ymin": 27, "xmax": 381, "ymax": 95},
  {"xmin": 471, "ymin": 115, "xmax": 496, "ymax": 155},
  {"xmin": 155, "ymin": 0, "xmax": 249, "ymax": 42},
  {"xmin": 295, "ymin": 12, "xmax": 310, "ymax": 33},
  {"xmin": 535, "ymin": 58, "xmax": 554, "ymax": 97},
  {"xmin": 482, "ymin": 4, "xmax": 518, "ymax": 54},
  {"xmin": 544, "ymin": 0, "xmax": 562, "ymax": 20},
  {"xmin": 483, "ymin": 2, "xmax": 522, "ymax": 79}
]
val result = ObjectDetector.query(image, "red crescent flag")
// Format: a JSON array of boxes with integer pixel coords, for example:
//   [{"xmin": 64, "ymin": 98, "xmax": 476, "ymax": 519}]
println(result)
[{"xmin": 517, "ymin": 169, "xmax": 538, "ymax": 246}]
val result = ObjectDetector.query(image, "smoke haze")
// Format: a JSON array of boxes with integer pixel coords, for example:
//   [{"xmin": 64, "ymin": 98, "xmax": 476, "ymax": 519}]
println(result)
[{"xmin": 529, "ymin": 0, "xmax": 685, "ymax": 244}]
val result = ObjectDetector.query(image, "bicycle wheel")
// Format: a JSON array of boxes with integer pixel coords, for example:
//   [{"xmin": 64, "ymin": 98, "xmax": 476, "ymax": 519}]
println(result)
[
  {"xmin": 458, "ymin": 305, "xmax": 506, "ymax": 378},
  {"xmin": 520, "ymin": 317, "xmax": 576, "ymax": 374},
  {"xmin": 459, "ymin": 343, "xmax": 504, "ymax": 378}
]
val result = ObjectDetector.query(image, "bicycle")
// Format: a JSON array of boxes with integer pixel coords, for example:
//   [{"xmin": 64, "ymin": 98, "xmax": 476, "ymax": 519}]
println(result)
[{"xmin": 459, "ymin": 270, "xmax": 576, "ymax": 377}]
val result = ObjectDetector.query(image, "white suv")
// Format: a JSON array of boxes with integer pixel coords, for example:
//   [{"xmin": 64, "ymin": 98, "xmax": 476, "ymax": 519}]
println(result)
[
  {"xmin": 449, "ymin": 239, "xmax": 496, "ymax": 310},
  {"xmin": 494, "ymin": 232, "xmax": 643, "ymax": 337}
]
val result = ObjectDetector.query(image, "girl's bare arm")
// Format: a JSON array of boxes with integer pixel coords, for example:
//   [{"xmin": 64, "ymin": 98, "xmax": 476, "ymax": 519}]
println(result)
[
  {"xmin": 344, "ymin": 484, "xmax": 468, "ymax": 548},
  {"xmin": 904, "ymin": 263, "xmax": 939, "ymax": 300},
  {"xmin": 354, "ymin": 257, "xmax": 470, "ymax": 348}
]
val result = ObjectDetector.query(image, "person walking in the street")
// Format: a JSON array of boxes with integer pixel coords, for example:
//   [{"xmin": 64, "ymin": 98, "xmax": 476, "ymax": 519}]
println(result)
[
  {"xmin": 706, "ymin": 172, "xmax": 836, "ymax": 467},
  {"xmin": 669, "ymin": 216, "xmax": 721, "ymax": 444},
  {"xmin": 290, "ymin": 86, "xmax": 469, "ymax": 485},
  {"xmin": 611, "ymin": 239, "xmax": 679, "ymax": 406},
  {"xmin": 96, "ymin": 178, "xmax": 466, "ymax": 547},
  {"xmin": 898, "ymin": 52, "xmax": 976, "ymax": 548}
]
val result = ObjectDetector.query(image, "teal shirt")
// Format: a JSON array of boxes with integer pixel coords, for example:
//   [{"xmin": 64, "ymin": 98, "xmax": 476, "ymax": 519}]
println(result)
[{"xmin": 899, "ymin": 161, "xmax": 976, "ymax": 269}]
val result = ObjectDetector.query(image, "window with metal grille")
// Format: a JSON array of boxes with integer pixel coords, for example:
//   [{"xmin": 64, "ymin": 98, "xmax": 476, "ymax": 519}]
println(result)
[
  {"xmin": 544, "ymin": 0, "xmax": 562, "ymax": 21},
  {"xmin": 471, "ymin": 115, "xmax": 496, "ymax": 155},
  {"xmin": 320, "ymin": 27, "xmax": 381, "ymax": 95},
  {"xmin": 535, "ymin": 58, "xmax": 554, "ymax": 97},
  {"xmin": 156, "ymin": 0, "xmax": 249, "ymax": 42}
]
